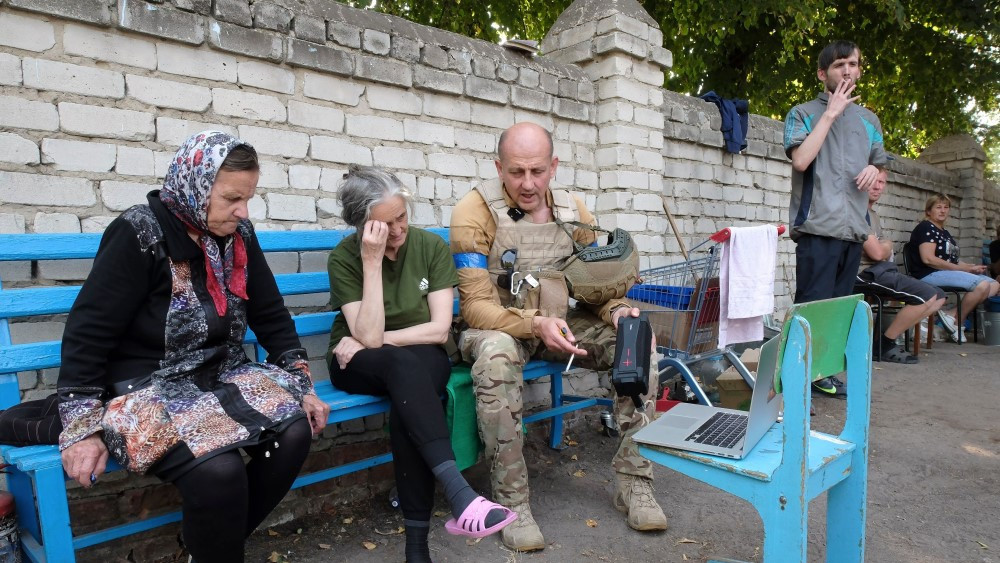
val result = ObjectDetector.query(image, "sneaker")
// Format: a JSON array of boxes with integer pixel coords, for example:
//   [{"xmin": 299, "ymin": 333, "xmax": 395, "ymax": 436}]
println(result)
[
  {"xmin": 811, "ymin": 376, "xmax": 847, "ymax": 398},
  {"xmin": 950, "ymin": 329, "xmax": 966, "ymax": 344},
  {"xmin": 938, "ymin": 311, "xmax": 959, "ymax": 340}
]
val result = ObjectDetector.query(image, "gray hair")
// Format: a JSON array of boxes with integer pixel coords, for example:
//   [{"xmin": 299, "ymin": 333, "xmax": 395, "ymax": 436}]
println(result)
[{"xmin": 337, "ymin": 165, "xmax": 413, "ymax": 230}]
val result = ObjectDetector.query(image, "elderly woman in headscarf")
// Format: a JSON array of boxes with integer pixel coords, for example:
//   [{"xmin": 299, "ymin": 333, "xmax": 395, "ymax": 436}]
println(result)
[
  {"xmin": 326, "ymin": 166, "xmax": 515, "ymax": 563},
  {"xmin": 57, "ymin": 131, "xmax": 329, "ymax": 562}
]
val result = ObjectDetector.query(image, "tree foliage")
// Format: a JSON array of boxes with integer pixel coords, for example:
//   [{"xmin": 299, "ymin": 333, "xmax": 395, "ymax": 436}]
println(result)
[{"xmin": 352, "ymin": 0, "xmax": 1000, "ymax": 161}]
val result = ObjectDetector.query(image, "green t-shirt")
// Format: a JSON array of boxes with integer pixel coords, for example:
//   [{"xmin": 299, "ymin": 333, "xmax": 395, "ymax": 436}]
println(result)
[{"xmin": 326, "ymin": 227, "xmax": 458, "ymax": 358}]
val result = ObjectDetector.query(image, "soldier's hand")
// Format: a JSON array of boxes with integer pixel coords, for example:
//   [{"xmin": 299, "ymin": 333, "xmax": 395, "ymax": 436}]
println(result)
[
  {"xmin": 532, "ymin": 316, "xmax": 587, "ymax": 356},
  {"xmin": 612, "ymin": 307, "xmax": 657, "ymax": 351}
]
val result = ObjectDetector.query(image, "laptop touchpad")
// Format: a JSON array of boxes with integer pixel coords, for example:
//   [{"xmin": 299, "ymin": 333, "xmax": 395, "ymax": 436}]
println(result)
[{"xmin": 666, "ymin": 415, "xmax": 701, "ymax": 429}]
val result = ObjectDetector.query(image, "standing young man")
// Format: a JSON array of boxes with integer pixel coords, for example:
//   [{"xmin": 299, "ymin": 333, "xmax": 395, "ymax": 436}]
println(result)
[{"xmin": 784, "ymin": 40, "xmax": 888, "ymax": 396}]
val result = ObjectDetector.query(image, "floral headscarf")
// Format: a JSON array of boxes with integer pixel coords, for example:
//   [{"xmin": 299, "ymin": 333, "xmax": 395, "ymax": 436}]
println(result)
[{"xmin": 160, "ymin": 131, "xmax": 251, "ymax": 317}]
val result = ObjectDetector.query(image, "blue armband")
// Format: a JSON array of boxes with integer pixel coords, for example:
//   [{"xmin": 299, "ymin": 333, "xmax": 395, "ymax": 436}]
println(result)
[{"xmin": 454, "ymin": 252, "xmax": 487, "ymax": 269}]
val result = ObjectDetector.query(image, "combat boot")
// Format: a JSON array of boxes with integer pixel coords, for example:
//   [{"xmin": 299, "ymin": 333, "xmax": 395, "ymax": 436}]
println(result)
[
  {"xmin": 613, "ymin": 474, "xmax": 668, "ymax": 531},
  {"xmin": 500, "ymin": 502, "xmax": 545, "ymax": 552}
]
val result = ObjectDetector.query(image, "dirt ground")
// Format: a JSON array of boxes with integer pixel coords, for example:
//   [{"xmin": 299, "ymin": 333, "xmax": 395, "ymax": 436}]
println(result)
[{"xmin": 246, "ymin": 339, "xmax": 1000, "ymax": 563}]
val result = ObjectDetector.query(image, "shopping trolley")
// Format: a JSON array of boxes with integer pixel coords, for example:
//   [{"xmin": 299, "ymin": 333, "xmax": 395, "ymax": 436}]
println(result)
[{"xmin": 626, "ymin": 225, "xmax": 785, "ymax": 405}]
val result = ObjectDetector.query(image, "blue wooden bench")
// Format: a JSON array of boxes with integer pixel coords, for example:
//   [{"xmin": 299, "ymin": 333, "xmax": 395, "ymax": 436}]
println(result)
[{"xmin": 0, "ymin": 228, "xmax": 611, "ymax": 562}]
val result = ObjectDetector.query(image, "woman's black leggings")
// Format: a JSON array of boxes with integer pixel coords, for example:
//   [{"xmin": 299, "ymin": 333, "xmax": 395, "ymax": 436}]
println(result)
[
  {"xmin": 330, "ymin": 344, "xmax": 455, "ymax": 522},
  {"xmin": 172, "ymin": 417, "xmax": 312, "ymax": 563}
]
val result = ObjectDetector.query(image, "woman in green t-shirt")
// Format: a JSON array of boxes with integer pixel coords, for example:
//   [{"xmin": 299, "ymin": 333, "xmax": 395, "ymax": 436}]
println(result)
[{"xmin": 326, "ymin": 166, "xmax": 515, "ymax": 562}]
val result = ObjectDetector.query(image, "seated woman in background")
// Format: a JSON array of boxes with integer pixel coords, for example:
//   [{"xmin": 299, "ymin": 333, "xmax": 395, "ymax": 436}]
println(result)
[
  {"xmin": 326, "ymin": 166, "xmax": 515, "ymax": 563},
  {"xmin": 906, "ymin": 193, "xmax": 1000, "ymax": 342},
  {"xmin": 58, "ymin": 131, "xmax": 329, "ymax": 563}
]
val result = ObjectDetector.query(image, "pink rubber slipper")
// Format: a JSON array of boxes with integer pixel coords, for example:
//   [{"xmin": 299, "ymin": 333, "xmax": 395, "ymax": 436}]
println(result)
[{"xmin": 443, "ymin": 496, "xmax": 517, "ymax": 538}]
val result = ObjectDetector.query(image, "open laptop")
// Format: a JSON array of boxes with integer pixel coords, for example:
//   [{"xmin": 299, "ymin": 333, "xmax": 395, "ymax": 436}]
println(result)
[{"xmin": 634, "ymin": 335, "xmax": 782, "ymax": 459}]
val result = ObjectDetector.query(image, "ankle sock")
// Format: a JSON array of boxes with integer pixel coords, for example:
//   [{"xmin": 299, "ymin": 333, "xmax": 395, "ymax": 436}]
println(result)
[
  {"xmin": 430, "ymin": 460, "xmax": 506, "ymax": 528},
  {"xmin": 404, "ymin": 520, "xmax": 432, "ymax": 563},
  {"xmin": 879, "ymin": 335, "xmax": 896, "ymax": 354}
]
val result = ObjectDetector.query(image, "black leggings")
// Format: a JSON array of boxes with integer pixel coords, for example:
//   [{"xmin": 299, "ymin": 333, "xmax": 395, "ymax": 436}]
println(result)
[
  {"xmin": 330, "ymin": 344, "xmax": 454, "ymax": 522},
  {"xmin": 172, "ymin": 417, "xmax": 312, "ymax": 563}
]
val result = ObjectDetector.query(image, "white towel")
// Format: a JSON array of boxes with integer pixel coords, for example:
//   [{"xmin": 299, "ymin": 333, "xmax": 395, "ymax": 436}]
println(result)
[{"xmin": 718, "ymin": 225, "xmax": 778, "ymax": 348}]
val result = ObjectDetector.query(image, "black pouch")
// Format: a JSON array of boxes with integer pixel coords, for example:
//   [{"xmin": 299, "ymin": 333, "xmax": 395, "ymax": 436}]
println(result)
[{"xmin": 0, "ymin": 393, "xmax": 62, "ymax": 446}]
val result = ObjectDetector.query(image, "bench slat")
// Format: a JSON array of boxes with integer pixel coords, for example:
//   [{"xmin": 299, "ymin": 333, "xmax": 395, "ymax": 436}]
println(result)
[
  {"xmin": 0, "ymin": 286, "xmax": 81, "ymax": 318},
  {"xmin": 0, "ymin": 341, "xmax": 61, "ymax": 373}
]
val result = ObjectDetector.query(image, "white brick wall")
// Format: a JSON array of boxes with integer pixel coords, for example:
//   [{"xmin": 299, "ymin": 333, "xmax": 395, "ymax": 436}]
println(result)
[
  {"xmin": 157, "ymin": 117, "xmax": 238, "ymax": 147},
  {"xmin": 303, "ymin": 72, "xmax": 365, "ymax": 106},
  {"xmin": 289, "ymin": 165, "xmax": 322, "ymax": 190},
  {"xmin": 0, "ymin": 133, "xmax": 39, "ymax": 165},
  {"xmin": 41, "ymin": 138, "xmax": 117, "ymax": 172},
  {"xmin": 63, "ymin": 24, "xmax": 157, "ymax": 70},
  {"xmin": 116, "ymin": 146, "xmax": 156, "ymax": 177},
  {"xmin": 212, "ymin": 88, "xmax": 286, "ymax": 122},
  {"xmin": 126, "ymin": 74, "xmax": 212, "ymax": 112},
  {"xmin": 345, "ymin": 115, "xmax": 404, "ymax": 141},
  {"xmin": 0, "ymin": 11, "xmax": 55, "ymax": 52},
  {"xmin": 428, "ymin": 153, "xmax": 477, "ymax": 177},
  {"xmin": 158, "ymin": 43, "xmax": 238, "ymax": 82},
  {"xmin": 266, "ymin": 193, "xmax": 317, "ymax": 221},
  {"xmin": 238, "ymin": 61, "xmax": 295, "ymax": 94},
  {"xmin": 373, "ymin": 146, "xmax": 426, "ymax": 169},
  {"xmin": 0, "ymin": 53, "xmax": 22, "ymax": 86},
  {"xmin": 22, "ymin": 58, "xmax": 125, "ymax": 98},
  {"xmin": 288, "ymin": 101, "xmax": 345, "ymax": 133},
  {"xmin": 311, "ymin": 136, "xmax": 372, "ymax": 165},
  {"xmin": 258, "ymin": 162, "xmax": 289, "ymax": 188},
  {"xmin": 0, "ymin": 172, "xmax": 96, "ymax": 206},
  {"xmin": 101, "ymin": 181, "xmax": 158, "ymax": 211},
  {"xmin": 34, "ymin": 212, "xmax": 81, "ymax": 233},
  {"xmin": 238, "ymin": 125, "xmax": 309, "ymax": 158},
  {"xmin": 367, "ymin": 84, "xmax": 422, "ymax": 115},
  {"xmin": 403, "ymin": 119, "xmax": 456, "ymax": 147},
  {"xmin": 0, "ymin": 95, "xmax": 58, "ymax": 131},
  {"xmin": 59, "ymin": 103, "xmax": 154, "ymax": 141}
]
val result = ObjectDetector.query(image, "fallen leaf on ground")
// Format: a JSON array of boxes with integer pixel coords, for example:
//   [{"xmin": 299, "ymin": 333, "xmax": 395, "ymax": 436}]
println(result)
[
  {"xmin": 683, "ymin": 555, "xmax": 689, "ymax": 560},
  {"xmin": 466, "ymin": 537, "xmax": 483, "ymax": 545},
  {"xmin": 362, "ymin": 541, "xmax": 377, "ymax": 550},
  {"xmin": 960, "ymin": 353, "xmax": 968, "ymax": 357},
  {"xmin": 296, "ymin": 528, "xmax": 302, "ymax": 534},
  {"xmin": 374, "ymin": 526, "xmax": 405, "ymax": 535},
  {"xmin": 267, "ymin": 552, "xmax": 281, "ymax": 563},
  {"xmin": 318, "ymin": 544, "xmax": 331, "ymax": 549},
  {"xmin": 267, "ymin": 529, "xmax": 280, "ymax": 536},
  {"xmin": 342, "ymin": 517, "xmax": 354, "ymax": 524},
  {"xmin": 571, "ymin": 454, "xmax": 578, "ymax": 461},
  {"xmin": 567, "ymin": 440, "xmax": 579, "ymax": 446},
  {"xmin": 977, "ymin": 540, "xmax": 989, "ymax": 549},
  {"xmin": 434, "ymin": 510, "xmax": 448, "ymax": 517},
  {"xmin": 585, "ymin": 519, "xmax": 598, "ymax": 527},
  {"xmin": 675, "ymin": 537, "xmax": 698, "ymax": 544},
  {"xmin": 572, "ymin": 469, "xmax": 585, "ymax": 477}
]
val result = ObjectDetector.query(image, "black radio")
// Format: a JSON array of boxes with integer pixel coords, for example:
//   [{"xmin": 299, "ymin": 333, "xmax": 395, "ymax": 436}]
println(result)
[{"xmin": 611, "ymin": 316, "xmax": 652, "ymax": 410}]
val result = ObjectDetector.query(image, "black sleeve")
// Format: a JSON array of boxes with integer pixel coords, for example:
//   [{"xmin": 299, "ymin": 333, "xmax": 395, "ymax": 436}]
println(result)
[
  {"xmin": 58, "ymin": 217, "xmax": 153, "ymax": 449},
  {"xmin": 990, "ymin": 240, "xmax": 1000, "ymax": 264}
]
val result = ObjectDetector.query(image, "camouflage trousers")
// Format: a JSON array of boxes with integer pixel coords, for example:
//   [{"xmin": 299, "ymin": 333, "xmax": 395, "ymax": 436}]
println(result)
[{"xmin": 458, "ymin": 307, "xmax": 656, "ymax": 507}]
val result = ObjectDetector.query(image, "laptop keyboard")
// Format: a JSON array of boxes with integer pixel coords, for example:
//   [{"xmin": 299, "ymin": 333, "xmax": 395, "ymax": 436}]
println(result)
[{"xmin": 685, "ymin": 412, "xmax": 748, "ymax": 448}]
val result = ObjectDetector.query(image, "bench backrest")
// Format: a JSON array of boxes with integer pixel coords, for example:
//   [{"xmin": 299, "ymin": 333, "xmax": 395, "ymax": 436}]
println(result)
[{"xmin": 0, "ymin": 227, "xmax": 451, "ymax": 409}]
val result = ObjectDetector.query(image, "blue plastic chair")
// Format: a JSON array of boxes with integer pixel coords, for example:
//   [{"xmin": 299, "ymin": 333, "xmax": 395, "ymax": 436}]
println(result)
[{"xmin": 640, "ymin": 295, "xmax": 872, "ymax": 563}]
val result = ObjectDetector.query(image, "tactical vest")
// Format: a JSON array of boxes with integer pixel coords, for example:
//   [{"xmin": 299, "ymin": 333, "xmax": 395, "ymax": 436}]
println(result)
[{"xmin": 475, "ymin": 179, "xmax": 579, "ymax": 316}]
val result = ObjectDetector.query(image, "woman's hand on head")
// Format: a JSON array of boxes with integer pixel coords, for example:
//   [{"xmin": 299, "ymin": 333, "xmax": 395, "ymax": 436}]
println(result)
[
  {"xmin": 301, "ymin": 393, "xmax": 329, "ymax": 435},
  {"xmin": 333, "ymin": 336, "xmax": 366, "ymax": 370},
  {"xmin": 361, "ymin": 220, "xmax": 389, "ymax": 265},
  {"xmin": 61, "ymin": 434, "xmax": 109, "ymax": 488}
]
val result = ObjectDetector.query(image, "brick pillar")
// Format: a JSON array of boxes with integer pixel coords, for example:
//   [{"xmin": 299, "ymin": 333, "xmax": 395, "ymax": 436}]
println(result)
[
  {"xmin": 919, "ymin": 134, "xmax": 988, "ymax": 264},
  {"xmin": 542, "ymin": 0, "xmax": 670, "ymax": 269}
]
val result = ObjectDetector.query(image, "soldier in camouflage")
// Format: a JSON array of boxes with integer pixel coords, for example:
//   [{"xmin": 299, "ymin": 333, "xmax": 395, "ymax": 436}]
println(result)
[{"xmin": 450, "ymin": 122, "xmax": 667, "ymax": 552}]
